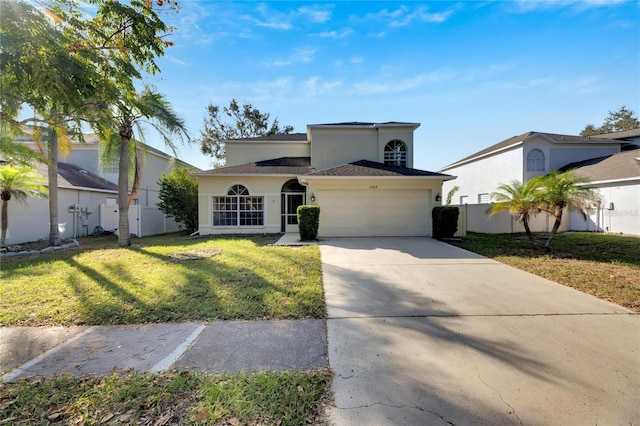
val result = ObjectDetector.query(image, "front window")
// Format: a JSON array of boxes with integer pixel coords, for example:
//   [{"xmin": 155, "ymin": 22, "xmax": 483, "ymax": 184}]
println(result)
[
  {"xmin": 384, "ymin": 140, "xmax": 407, "ymax": 167},
  {"xmin": 213, "ymin": 184, "xmax": 264, "ymax": 227},
  {"xmin": 527, "ymin": 149, "xmax": 545, "ymax": 172}
]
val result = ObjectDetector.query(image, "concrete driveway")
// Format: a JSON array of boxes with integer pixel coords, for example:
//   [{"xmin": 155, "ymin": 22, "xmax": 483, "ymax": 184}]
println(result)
[{"xmin": 321, "ymin": 237, "xmax": 639, "ymax": 425}]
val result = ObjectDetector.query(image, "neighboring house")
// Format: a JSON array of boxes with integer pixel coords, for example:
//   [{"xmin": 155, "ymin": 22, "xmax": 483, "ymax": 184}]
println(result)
[
  {"xmin": 8, "ymin": 133, "xmax": 198, "ymax": 244},
  {"xmin": 440, "ymin": 131, "xmax": 631, "ymax": 205},
  {"xmin": 440, "ymin": 129, "xmax": 640, "ymax": 236},
  {"xmin": 194, "ymin": 122, "xmax": 454, "ymax": 237},
  {"xmin": 4, "ymin": 162, "xmax": 118, "ymax": 245},
  {"xmin": 564, "ymin": 149, "xmax": 640, "ymax": 236}
]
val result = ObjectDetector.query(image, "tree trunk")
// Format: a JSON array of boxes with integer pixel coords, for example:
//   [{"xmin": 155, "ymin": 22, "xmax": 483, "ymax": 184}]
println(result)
[
  {"xmin": 47, "ymin": 128, "xmax": 61, "ymax": 246},
  {"xmin": 1, "ymin": 197, "xmax": 9, "ymax": 247},
  {"xmin": 118, "ymin": 123, "xmax": 132, "ymax": 247},
  {"xmin": 545, "ymin": 207, "xmax": 564, "ymax": 250},
  {"xmin": 523, "ymin": 219, "xmax": 534, "ymax": 243}
]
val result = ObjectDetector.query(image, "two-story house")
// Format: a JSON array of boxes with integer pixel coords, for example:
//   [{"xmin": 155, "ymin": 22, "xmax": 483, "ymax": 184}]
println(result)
[
  {"xmin": 194, "ymin": 122, "xmax": 454, "ymax": 237},
  {"xmin": 439, "ymin": 129, "xmax": 640, "ymax": 236}
]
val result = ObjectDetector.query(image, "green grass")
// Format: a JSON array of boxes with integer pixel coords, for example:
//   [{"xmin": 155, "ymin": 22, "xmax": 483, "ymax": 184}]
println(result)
[
  {"xmin": 0, "ymin": 369, "xmax": 332, "ymax": 425},
  {"xmin": 448, "ymin": 232, "xmax": 640, "ymax": 311},
  {"xmin": 0, "ymin": 234, "xmax": 325, "ymax": 326}
]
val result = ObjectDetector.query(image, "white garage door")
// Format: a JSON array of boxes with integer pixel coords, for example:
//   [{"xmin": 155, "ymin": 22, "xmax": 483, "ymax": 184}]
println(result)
[{"xmin": 318, "ymin": 189, "xmax": 431, "ymax": 237}]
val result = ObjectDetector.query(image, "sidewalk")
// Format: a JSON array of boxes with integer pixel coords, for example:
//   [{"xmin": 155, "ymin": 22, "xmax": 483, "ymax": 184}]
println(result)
[{"xmin": 1, "ymin": 320, "xmax": 327, "ymax": 383}]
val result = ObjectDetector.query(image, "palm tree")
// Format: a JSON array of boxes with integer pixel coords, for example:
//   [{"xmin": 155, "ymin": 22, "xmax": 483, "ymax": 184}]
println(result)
[
  {"xmin": 0, "ymin": 165, "xmax": 48, "ymax": 247},
  {"xmin": 537, "ymin": 170, "xmax": 599, "ymax": 249},
  {"xmin": 488, "ymin": 178, "xmax": 544, "ymax": 242},
  {"xmin": 97, "ymin": 88, "xmax": 189, "ymax": 247}
]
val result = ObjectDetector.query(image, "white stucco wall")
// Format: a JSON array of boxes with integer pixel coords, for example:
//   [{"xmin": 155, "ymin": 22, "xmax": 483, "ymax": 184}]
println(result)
[
  {"xmin": 197, "ymin": 175, "xmax": 295, "ymax": 235},
  {"xmin": 4, "ymin": 187, "xmax": 116, "ymax": 245},
  {"xmin": 442, "ymin": 147, "xmax": 523, "ymax": 205},
  {"xmin": 571, "ymin": 181, "xmax": 640, "ymax": 236},
  {"xmin": 456, "ymin": 203, "xmax": 570, "ymax": 234},
  {"xmin": 225, "ymin": 141, "xmax": 310, "ymax": 166}
]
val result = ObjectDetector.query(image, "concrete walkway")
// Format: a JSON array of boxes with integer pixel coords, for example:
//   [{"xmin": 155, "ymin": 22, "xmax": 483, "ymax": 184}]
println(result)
[
  {"xmin": 321, "ymin": 237, "xmax": 640, "ymax": 425},
  {"xmin": 1, "ymin": 320, "xmax": 326, "ymax": 382}
]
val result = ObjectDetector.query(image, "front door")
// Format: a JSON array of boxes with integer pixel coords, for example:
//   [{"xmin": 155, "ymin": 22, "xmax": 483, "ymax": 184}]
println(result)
[{"xmin": 285, "ymin": 193, "xmax": 305, "ymax": 233}]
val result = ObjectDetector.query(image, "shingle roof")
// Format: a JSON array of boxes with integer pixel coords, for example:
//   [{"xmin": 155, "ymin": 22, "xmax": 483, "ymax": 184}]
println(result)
[
  {"xmin": 35, "ymin": 162, "xmax": 118, "ymax": 191},
  {"xmin": 306, "ymin": 160, "xmax": 453, "ymax": 178},
  {"xmin": 225, "ymin": 133, "xmax": 308, "ymax": 142},
  {"xmin": 562, "ymin": 149, "xmax": 640, "ymax": 182},
  {"xmin": 308, "ymin": 121, "xmax": 420, "ymax": 128},
  {"xmin": 592, "ymin": 128, "xmax": 640, "ymax": 140},
  {"xmin": 441, "ymin": 131, "xmax": 621, "ymax": 170},
  {"xmin": 194, "ymin": 157, "xmax": 313, "ymax": 176}
]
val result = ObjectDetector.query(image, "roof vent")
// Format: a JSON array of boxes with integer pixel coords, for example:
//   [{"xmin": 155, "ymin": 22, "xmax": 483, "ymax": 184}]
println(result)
[{"xmin": 79, "ymin": 169, "xmax": 88, "ymax": 174}]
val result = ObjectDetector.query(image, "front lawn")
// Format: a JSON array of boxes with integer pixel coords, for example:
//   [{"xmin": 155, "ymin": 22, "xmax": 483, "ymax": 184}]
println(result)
[
  {"xmin": 448, "ymin": 232, "xmax": 640, "ymax": 312},
  {"xmin": 0, "ymin": 369, "xmax": 332, "ymax": 425},
  {"xmin": 0, "ymin": 234, "xmax": 325, "ymax": 326}
]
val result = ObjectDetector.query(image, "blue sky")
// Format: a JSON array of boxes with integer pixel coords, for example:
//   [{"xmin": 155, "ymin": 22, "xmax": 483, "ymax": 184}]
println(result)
[{"xmin": 142, "ymin": 1, "xmax": 639, "ymax": 171}]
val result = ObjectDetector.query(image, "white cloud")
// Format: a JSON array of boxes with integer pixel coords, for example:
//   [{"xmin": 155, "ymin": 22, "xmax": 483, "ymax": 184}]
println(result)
[
  {"xmin": 353, "ymin": 69, "xmax": 458, "ymax": 95},
  {"xmin": 167, "ymin": 56, "xmax": 188, "ymax": 66},
  {"xmin": 298, "ymin": 5, "xmax": 333, "ymax": 23},
  {"xmin": 265, "ymin": 48, "xmax": 317, "ymax": 67},
  {"xmin": 351, "ymin": 56, "xmax": 363, "ymax": 64},
  {"xmin": 510, "ymin": 0, "xmax": 627, "ymax": 13},
  {"xmin": 304, "ymin": 76, "xmax": 343, "ymax": 96},
  {"xmin": 363, "ymin": 5, "xmax": 455, "ymax": 27},
  {"xmin": 317, "ymin": 28, "xmax": 354, "ymax": 39}
]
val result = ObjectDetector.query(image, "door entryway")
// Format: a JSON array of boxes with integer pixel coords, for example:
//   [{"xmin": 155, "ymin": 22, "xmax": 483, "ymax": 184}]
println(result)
[{"xmin": 281, "ymin": 180, "xmax": 306, "ymax": 233}]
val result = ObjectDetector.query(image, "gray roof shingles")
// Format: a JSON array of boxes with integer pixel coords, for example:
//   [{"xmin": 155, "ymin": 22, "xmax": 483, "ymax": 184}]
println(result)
[
  {"xmin": 562, "ymin": 149, "xmax": 640, "ymax": 182},
  {"xmin": 195, "ymin": 157, "xmax": 451, "ymax": 178},
  {"xmin": 35, "ymin": 162, "xmax": 118, "ymax": 191},
  {"xmin": 225, "ymin": 133, "xmax": 308, "ymax": 142},
  {"xmin": 307, "ymin": 160, "xmax": 451, "ymax": 177},
  {"xmin": 195, "ymin": 157, "xmax": 314, "ymax": 175}
]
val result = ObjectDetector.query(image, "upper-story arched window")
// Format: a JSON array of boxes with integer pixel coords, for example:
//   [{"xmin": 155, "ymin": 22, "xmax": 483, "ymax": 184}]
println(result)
[
  {"xmin": 384, "ymin": 140, "xmax": 407, "ymax": 167},
  {"xmin": 526, "ymin": 149, "xmax": 545, "ymax": 172}
]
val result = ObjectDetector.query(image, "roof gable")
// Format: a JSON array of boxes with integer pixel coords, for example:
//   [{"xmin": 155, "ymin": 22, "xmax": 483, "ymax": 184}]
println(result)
[{"xmin": 441, "ymin": 131, "xmax": 622, "ymax": 170}]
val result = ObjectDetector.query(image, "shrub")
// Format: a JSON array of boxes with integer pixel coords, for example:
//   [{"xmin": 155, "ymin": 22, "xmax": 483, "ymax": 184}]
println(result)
[
  {"xmin": 432, "ymin": 206, "xmax": 459, "ymax": 239},
  {"xmin": 297, "ymin": 205, "xmax": 320, "ymax": 240},
  {"xmin": 157, "ymin": 167, "xmax": 199, "ymax": 233}
]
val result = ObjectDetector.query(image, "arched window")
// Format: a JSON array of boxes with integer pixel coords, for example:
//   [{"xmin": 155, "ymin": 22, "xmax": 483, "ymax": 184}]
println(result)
[
  {"xmin": 527, "ymin": 149, "xmax": 545, "ymax": 172},
  {"xmin": 384, "ymin": 140, "xmax": 407, "ymax": 167},
  {"xmin": 213, "ymin": 184, "xmax": 264, "ymax": 226}
]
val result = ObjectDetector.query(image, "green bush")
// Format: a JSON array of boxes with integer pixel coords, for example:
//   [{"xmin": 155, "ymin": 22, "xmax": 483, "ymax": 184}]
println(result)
[
  {"xmin": 432, "ymin": 206, "xmax": 459, "ymax": 239},
  {"xmin": 297, "ymin": 205, "xmax": 320, "ymax": 240}
]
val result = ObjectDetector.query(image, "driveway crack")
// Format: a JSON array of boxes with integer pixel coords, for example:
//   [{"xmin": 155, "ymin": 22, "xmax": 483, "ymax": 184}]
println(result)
[
  {"xmin": 332, "ymin": 402, "xmax": 455, "ymax": 425},
  {"xmin": 460, "ymin": 334, "xmax": 524, "ymax": 426}
]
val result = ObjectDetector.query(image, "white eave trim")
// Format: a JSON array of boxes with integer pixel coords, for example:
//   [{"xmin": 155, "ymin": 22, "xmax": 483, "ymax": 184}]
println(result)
[
  {"xmin": 193, "ymin": 173, "xmax": 304, "ymax": 178},
  {"xmin": 47, "ymin": 184, "xmax": 118, "ymax": 194},
  {"xmin": 578, "ymin": 177, "xmax": 640, "ymax": 186},
  {"xmin": 298, "ymin": 175, "xmax": 455, "ymax": 183}
]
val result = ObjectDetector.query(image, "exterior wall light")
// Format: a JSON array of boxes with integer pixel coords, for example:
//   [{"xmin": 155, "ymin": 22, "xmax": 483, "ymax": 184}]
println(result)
[
  {"xmin": 310, "ymin": 193, "xmax": 316, "ymax": 202},
  {"xmin": 435, "ymin": 193, "xmax": 441, "ymax": 202}
]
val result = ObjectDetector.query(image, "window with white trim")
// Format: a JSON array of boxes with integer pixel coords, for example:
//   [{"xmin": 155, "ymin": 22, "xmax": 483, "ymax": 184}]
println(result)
[
  {"xmin": 527, "ymin": 149, "xmax": 545, "ymax": 172},
  {"xmin": 384, "ymin": 140, "xmax": 407, "ymax": 167},
  {"xmin": 478, "ymin": 193, "xmax": 490, "ymax": 203},
  {"xmin": 212, "ymin": 184, "xmax": 264, "ymax": 227}
]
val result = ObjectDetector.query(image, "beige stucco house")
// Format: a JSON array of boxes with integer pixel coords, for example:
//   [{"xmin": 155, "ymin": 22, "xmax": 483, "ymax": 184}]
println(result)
[{"xmin": 194, "ymin": 122, "xmax": 454, "ymax": 237}]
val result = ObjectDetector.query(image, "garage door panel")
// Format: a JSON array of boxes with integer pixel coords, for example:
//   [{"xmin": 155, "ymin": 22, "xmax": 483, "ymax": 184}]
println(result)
[{"xmin": 318, "ymin": 190, "xmax": 431, "ymax": 237}]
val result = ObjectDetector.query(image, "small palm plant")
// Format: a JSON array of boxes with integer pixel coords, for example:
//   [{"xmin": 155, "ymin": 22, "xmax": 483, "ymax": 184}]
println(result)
[
  {"xmin": 537, "ymin": 170, "xmax": 599, "ymax": 249},
  {"xmin": 488, "ymin": 178, "xmax": 544, "ymax": 243},
  {"xmin": 0, "ymin": 165, "xmax": 48, "ymax": 247}
]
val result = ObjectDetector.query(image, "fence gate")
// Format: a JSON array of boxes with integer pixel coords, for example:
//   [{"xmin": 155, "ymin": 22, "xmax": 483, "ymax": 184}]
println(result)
[{"xmin": 99, "ymin": 205, "xmax": 140, "ymax": 237}]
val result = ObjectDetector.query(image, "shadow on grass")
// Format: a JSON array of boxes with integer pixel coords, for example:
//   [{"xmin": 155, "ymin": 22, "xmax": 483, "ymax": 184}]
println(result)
[
  {"xmin": 47, "ymin": 238, "xmax": 323, "ymax": 325},
  {"xmin": 451, "ymin": 232, "xmax": 640, "ymax": 267}
]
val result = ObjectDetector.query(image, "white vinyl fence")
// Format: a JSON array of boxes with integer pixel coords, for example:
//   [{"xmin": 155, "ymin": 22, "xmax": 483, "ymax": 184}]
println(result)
[
  {"xmin": 100, "ymin": 204, "xmax": 182, "ymax": 237},
  {"xmin": 452, "ymin": 203, "xmax": 571, "ymax": 234}
]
